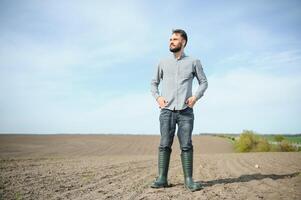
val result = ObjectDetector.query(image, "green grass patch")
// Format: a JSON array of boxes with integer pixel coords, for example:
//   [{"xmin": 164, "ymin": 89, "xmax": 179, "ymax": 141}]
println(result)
[{"xmin": 262, "ymin": 134, "xmax": 301, "ymax": 144}]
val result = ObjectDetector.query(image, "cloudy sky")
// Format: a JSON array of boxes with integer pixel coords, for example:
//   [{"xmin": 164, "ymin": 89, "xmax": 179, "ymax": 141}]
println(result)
[{"xmin": 0, "ymin": 0, "xmax": 300, "ymax": 134}]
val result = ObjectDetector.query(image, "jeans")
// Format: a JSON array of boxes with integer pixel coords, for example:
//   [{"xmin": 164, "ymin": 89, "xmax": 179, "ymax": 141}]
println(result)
[{"xmin": 159, "ymin": 106, "xmax": 194, "ymax": 152}]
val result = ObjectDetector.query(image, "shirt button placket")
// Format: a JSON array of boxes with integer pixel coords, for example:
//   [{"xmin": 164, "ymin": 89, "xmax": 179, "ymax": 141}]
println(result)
[{"xmin": 176, "ymin": 59, "xmax": 179, "ymax": 110}]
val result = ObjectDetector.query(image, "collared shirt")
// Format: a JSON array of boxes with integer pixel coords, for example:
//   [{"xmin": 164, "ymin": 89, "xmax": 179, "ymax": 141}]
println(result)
[{"xmin": 150, "ymin": 52, "xmax": 208, "ymax": 111}]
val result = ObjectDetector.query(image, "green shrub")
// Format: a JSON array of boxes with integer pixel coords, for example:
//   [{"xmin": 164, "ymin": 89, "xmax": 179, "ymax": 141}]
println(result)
[
  {"xmin": 279, "ymin": 140, "xmax": 297, "ymax": 152},
  {"xmin": 234, "ymin": 130, "xmax": 299, "ymax": 152},
  {"xmin": 255, "ymin": 138, "xmax": 270, "ymax": 152},
  {"xmin": 234, "ymin": 130, "xmax": 271, "ymax": 152},
  {"xmin": 234, "ymin": 130, "xmax": 257, "ymax": 152}
]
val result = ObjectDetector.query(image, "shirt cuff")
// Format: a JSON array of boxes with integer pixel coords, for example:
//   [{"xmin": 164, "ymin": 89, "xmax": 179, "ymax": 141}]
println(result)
[{"xmin": 194, "ymin": 93, "xmax": 203, "ymax": 101}]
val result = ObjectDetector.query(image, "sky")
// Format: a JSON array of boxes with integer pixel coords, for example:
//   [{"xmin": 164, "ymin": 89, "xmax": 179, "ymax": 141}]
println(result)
[{"xmin": 0, "ymin": 0, "xmax": 300, "ymax": 134}]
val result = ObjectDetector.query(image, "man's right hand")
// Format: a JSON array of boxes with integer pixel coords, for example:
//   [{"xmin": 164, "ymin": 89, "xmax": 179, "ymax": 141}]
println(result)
[{"xmin": 156, "ymin": 96, "xmax": 168, "ymax": 109}]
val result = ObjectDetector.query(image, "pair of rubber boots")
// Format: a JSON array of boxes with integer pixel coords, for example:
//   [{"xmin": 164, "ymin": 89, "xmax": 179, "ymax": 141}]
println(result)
[{"xmin": 151, "ymin": 148, "xmax": 202, "ymax": 192}]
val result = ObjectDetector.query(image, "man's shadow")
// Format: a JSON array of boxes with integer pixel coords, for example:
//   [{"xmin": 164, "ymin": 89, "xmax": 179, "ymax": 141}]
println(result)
[
  {"xmin": 169, "ymin": 172, "xmax": 300, "ymax": 188},
  {"xmin": 197, "ymin": 172, "xmax": 300, "ymax": 187}
]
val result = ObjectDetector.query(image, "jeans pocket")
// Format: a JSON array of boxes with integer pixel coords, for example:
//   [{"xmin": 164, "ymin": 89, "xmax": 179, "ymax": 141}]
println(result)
[
  {"xmin": 160, "ymin": 108, "xmax": 170, "ymax": 121},
  {"xmin": 185, "ymin": 106, "xmax": 193, "ymax": 113},
  {"xmin": 181, "ymin": 107, "xmax": 194, "ymax": 120}
]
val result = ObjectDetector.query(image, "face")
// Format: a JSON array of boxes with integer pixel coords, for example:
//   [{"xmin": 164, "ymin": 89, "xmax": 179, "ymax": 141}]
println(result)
[{"xmin": 169, "ymin": 33, "xmax": 185, "ymax": 53}]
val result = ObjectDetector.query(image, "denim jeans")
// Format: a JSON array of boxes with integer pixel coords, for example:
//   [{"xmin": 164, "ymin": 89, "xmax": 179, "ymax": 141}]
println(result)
[{"xmin": 159, "ymin": 106, "xmax": 194, "ymax": 152}]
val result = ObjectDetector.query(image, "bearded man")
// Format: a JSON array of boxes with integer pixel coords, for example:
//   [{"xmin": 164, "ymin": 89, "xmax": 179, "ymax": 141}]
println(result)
[{"xmin": 150, "ymin": 29, "xmax": 208, "ymax": 192}]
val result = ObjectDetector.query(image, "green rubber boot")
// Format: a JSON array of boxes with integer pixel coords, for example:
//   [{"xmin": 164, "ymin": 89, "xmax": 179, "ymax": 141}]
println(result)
[
  {"xmin": 181, "ymin": 149, "xmax": 203, "ymax": 192},
  {"xmin": 151, "ymin": 148, "xmax": 171, "ymax": 188}
]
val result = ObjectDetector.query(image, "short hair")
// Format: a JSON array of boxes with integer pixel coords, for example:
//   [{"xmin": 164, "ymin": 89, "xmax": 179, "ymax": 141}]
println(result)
[{"xmin": 172, "ymin": 29, "xmax": 188, "ymax": 47}]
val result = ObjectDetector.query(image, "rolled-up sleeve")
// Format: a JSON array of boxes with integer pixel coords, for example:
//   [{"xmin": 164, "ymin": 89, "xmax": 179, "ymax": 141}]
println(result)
[
  {"xmin": 150, "ymin": 62, "xmax": 162, "ymax": 100},
  {"xmin": 194, "ymin": 59, "xmax": 208, "ymax": 101}
]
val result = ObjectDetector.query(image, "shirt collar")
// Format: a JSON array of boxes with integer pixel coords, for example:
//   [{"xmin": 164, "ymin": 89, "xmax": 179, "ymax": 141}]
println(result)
[{"xmin": 173, "ymin": 52, "xmax": 186, "ymax": 60}]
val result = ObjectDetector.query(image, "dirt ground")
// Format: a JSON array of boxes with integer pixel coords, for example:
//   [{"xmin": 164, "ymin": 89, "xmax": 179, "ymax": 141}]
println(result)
[{"xmin": 0, "ymin": 134, "xmax": 300, "ymax": 200}]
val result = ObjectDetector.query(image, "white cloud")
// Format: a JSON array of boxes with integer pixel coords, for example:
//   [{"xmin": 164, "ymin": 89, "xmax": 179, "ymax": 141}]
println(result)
[
  {"xmin": 0, "ymin": 90, "xmax": 160, "ymax": 134},
  {"xmin": 78, "ymin": 92, "xmax": 160, "ymax": 134},
  {"xmin": 194, "ymin": 68, "xmax": 301, "ymax": 134},
  {"xmin": 1, "ymin": 1, "xmax": 300, "ymax": 134},
  {"xmin": 218, "ymin": 50, "xmax": 301, "ymax": 70},
  {"xmin": 2, "ymin": 68, "xmax": 300, "ymax": 134},
  {"xmin": 0, "ymin": 1, "xmax": 155, "ymax": 75}
]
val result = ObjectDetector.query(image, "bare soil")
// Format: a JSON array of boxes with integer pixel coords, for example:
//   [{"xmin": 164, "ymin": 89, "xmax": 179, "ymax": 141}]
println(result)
[{"xmin": 0, "ymin": 134, "xmax": 300, "ymax": 200}]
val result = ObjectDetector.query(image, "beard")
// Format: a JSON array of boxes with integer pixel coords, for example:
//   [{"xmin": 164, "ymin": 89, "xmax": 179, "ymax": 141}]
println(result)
[{"xmin": 169, "ymin": 44, "xmax": 182, "ymax": 53}]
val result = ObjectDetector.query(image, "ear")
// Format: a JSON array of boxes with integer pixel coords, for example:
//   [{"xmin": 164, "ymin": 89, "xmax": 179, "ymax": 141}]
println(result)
[{"xmin": 182, "ymin": 40, "xmax": 186, "ymax": 47}]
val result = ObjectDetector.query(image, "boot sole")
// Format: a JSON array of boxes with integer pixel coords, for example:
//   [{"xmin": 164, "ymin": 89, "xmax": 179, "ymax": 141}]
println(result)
[
  {"xmin": 184, "ymin": 184, "xmax": 203, "ymax": 192},
  {"xmin": 151, "ymin": 183, "xmax": 169, "ymax": 188}
]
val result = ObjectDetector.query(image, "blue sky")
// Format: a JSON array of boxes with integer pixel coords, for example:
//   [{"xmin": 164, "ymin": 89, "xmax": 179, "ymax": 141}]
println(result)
[{"xmin": 0, "ymin": 0, "xmax": 300, "ymax": 134}]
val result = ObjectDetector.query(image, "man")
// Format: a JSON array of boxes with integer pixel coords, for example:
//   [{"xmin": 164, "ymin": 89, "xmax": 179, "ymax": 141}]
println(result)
[{"xmin": 150, "ymin": 29, "xmax": 208, "ymax": 192}]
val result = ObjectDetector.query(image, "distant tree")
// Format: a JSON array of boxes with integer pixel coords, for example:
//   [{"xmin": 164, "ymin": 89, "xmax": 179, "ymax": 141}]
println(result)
[{"xmin": 274, "ymin": 135, "xmax": 285, "ymax": 142}]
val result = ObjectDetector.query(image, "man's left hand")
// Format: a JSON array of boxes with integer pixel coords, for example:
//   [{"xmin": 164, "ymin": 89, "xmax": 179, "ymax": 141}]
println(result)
[{"xmin": 185, "ymin": 96, "xmax": 197, "ymax": 108}]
